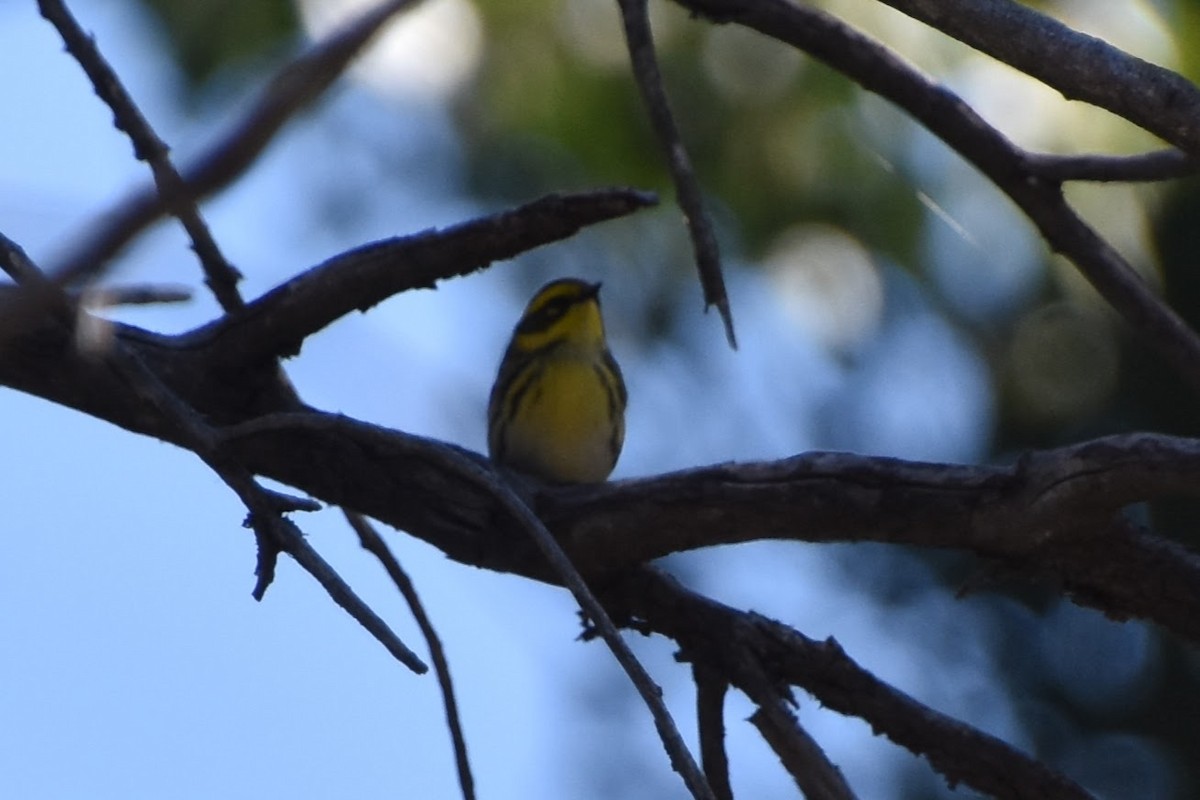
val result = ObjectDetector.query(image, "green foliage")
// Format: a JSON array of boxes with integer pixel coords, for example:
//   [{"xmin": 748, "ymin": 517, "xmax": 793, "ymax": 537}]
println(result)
[
  {"xmin": 1174, "ymin": 1, "xmax": 1200, "ymax": 82},
  {"xmin": 457, "ymin": 0, "xmax": 932, "ymax": 260},
  {"xmin": 137, "ymin": 0, "xmax": 298, "ymax": 86}
]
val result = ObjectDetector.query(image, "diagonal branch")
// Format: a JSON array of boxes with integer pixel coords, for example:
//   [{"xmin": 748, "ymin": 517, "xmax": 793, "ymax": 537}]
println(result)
[
  {"xmin": 749, "ymin": 703, "xmax": 857, "ymax": 800},
  {"xmin": 615, "ymin": 568, "xmax": 1096, "ymax": 800},
  {"xmin": 48, "ymin": 0, "xmax": 426, "ymax": 285},
  {"xmin": 693, "ymin": 664, "xmax": 734, "ymax": 800},
  {"xmin": 670, "ymin": 0, "xmax": 1200, "ymax": 400},
  {"xmin": 103, "ymin": 338, "xmax": 423, "ymax": 672},
  {"xmin": 616, "ymin": 0, "xmax": 737, "ymax": 349},
  {"xmin": 105, "ymin": 344, "xmax": 428, "ymax": 674},
  {"xmin": 873, "ymin": 0, "xmax": 1200, "ymax": 157},
  {"xmin": 187, "ymin": 189, "xmax": 657, "ymax": 367},
  {"xmin": 38, "ymin": 0, "xmax": 244, "ymax": 310},
  {"xmin": 0, "ymin": 234, "xmax": 427, "ymax": 674},
  {"xmin": 346, "ymin": 511, "xmax": 475, "ymax": 800},
  {"xmin": 421, "ymin": 447, "xmax": 717, "ymax": 800}
]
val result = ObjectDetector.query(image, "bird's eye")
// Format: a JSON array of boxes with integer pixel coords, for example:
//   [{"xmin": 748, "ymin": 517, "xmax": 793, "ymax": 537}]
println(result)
[
  {"xmin": 519, "ymin": 298, "xmax": 572, "ymax": 334},
  {"xmin": 540, "ymin": 299, "xmax": 570, "ymax": 323}
]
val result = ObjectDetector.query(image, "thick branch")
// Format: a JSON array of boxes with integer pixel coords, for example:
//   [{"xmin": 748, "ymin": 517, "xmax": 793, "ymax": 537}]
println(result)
[
  {"xmin": 611, "ymin": 569, "xmax": 1095, "ymax": 800},
  {"xmin": 187, "ymin": 189, "xmax": 657, "ymax": 367},
  {"xmin": 875, "ymin": 0, "xmax": 1200, "ymax": 157},
  {"xmin": 547, "ymin": 434, "xmax": 1200, "ymax": 564},
  {"xmin": 4, "ymin": 291, "xmax": 1200, "ymax": 641}
]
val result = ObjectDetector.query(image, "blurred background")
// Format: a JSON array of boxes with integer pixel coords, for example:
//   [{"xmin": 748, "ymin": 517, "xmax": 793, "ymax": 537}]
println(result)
[{"xmin": 1, "ymin": 0, "xmax": 1198, "ymax": 797}]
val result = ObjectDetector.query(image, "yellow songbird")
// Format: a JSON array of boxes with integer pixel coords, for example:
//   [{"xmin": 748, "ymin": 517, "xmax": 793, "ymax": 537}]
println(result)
[{"xmin": 487, "ymin": 278, "xmax": 626, "ymax": 483}]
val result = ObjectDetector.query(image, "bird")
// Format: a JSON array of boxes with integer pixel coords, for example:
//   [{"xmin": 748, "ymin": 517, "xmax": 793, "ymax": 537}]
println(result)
[{"xmin": 487, "ymin": 278, "xmax": 626, "ymax": 483}]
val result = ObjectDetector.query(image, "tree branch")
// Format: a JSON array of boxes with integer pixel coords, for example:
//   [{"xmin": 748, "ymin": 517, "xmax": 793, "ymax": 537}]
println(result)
[
  {"xmin": 1023, "ymin": 150, "xmax": 1198, "ymax": 184},
  {"xmin": 0, "ymin": 235, "xmax": 426, "ymax": 674},
  {"xmin": 617, "ymin": 0, "xmax": 737, "ymax": 348},
  {"xmin": 3, "ymin": 283, "xmax": 1200, "ymax": 644},
  {"xmin": 75, "ymin": 284, "xmax": 194, "ymax": 308},
  {"xmin": 187, "ymin": 188, "xmax": 657, "ymax": 367},
  {"xmin": 748, "ymin": 703, "xmax": 857, "ymax": 800},
  {"xmin": 693, "ymin": 665, "xmax": 734, "ymax": 800},
  {"xmin": 118, "ymin": 346, "xmax": 428, "ymax": 671},
  {"xmin": 345, "ymin": 511, "xmax": 475, "ymax": 800},
  {"xmin": 214, "ymin": 413, "xmax": 1200, "ymax": 643},
  {"xmin": 614, "ymin": 568, "xmax": 1095, "ymax": 800},
  {"xmin": 376, "ymin": 439, "xmax": 716, "ymax": 800},
  {"xmin": 47, "ymin": 0, "xmax": 426, "ymax": 284},
  {"xmin": 874, "ymin": 0, "xmax": 1200, "ymax": 157},
  {"xmin": 38, "ymin": 0, "xmax": 244, "ymax": 310},
  {"xmin": 670, "ymin": 0, "xmax": 1200, "ymax": 400}
]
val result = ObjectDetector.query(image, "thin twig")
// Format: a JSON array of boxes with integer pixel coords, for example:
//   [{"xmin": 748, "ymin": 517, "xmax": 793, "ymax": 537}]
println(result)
[
  {"xmin": 1023, "ymin": 149, "xmax": 1198, "ymax": 183},
  {"xmin": 749, "ymin": 702, "xmax": 857, "ymax": 800},
  {"xmin": 220, "ymin": 412, "xmax": 714, "ymax": 800},
  {"xmin": 102, "ymin": 341, "xmax": 426, "ymax": 673},
  {"xmin": 49, "ymin": 0, "xmax": 425, "ymax": 283},
  {"xmin": 669, "ymin": 0, "xmax": 1200, "ymax": 399},
  {"xmin": 37, "ymin": 0, "xmax": 244, "ymax": 311},
  {"xmin": 0, "ymin": 232, "xmax": 75, "ymax": 341},
  {"xmin": 486, "ymin": 480, "xmax": 716, "ymax": 800},
  {"xmin": 77, "ymin": 284, "xmax": 194, "ymax": 308},
  {"xmin": 619, "ymin": 568, "xmax": 1096, "ymax": 800},
  {"xmin": 617, "ymin": 0, "xmax": 737, "ymax": 349},
  {"xmin": 33, "ymin": 5, "xmax": 425, "ymax": 669},
  {"xmin": 0, "ymin": 235, "xmax": 57, "ymax": 288},
  {"xmin": 345, "ymin": 511, "xmax": 476, "ymax": 800},
  {"xmin": 694, "ymin": 664, "xmax": 734, "ymax": 800},
  {"xmin": 4, "ymin": 229, "xmax": 427, "ymax": 675},
  {"xmin": 338, "ymin": 415, "xmax": 714, "ymax": 798}
]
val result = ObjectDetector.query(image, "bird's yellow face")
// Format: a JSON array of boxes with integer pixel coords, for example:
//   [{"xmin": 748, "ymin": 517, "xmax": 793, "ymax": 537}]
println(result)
[
  {"xmin": 487, "ymin": 278, "xmax": 626, "ymax": 484},
  {"xmin": 511, "ymin": 279, "xmax": 606, "ymax": 355}
]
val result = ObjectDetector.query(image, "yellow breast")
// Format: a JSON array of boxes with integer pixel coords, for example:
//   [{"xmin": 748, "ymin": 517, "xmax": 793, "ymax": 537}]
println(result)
[{"xmin": 499, "ymin": 355, "xmax": 623, "ymax": 483}]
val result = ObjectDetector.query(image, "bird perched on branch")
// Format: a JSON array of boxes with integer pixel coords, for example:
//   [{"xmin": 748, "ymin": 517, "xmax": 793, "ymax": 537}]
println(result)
[{"xmin": 488, "ymin": 278, "xmax": 626, "ymax": 483}]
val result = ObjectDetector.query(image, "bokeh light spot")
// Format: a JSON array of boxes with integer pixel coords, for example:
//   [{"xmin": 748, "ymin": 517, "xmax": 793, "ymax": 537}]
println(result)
[
  {"xmin": 298, "ymin": 0, "xmax": 483, "ymax": 102},
  {"xmin": 766, "ymin": 224, "xmax": 884, "ymax": 353}
]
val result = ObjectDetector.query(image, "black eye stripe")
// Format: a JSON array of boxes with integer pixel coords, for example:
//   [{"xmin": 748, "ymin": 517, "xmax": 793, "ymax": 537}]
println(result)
[{"xmin": 519, "ymin": 296, "xmax": 579, "ymax": 334}]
